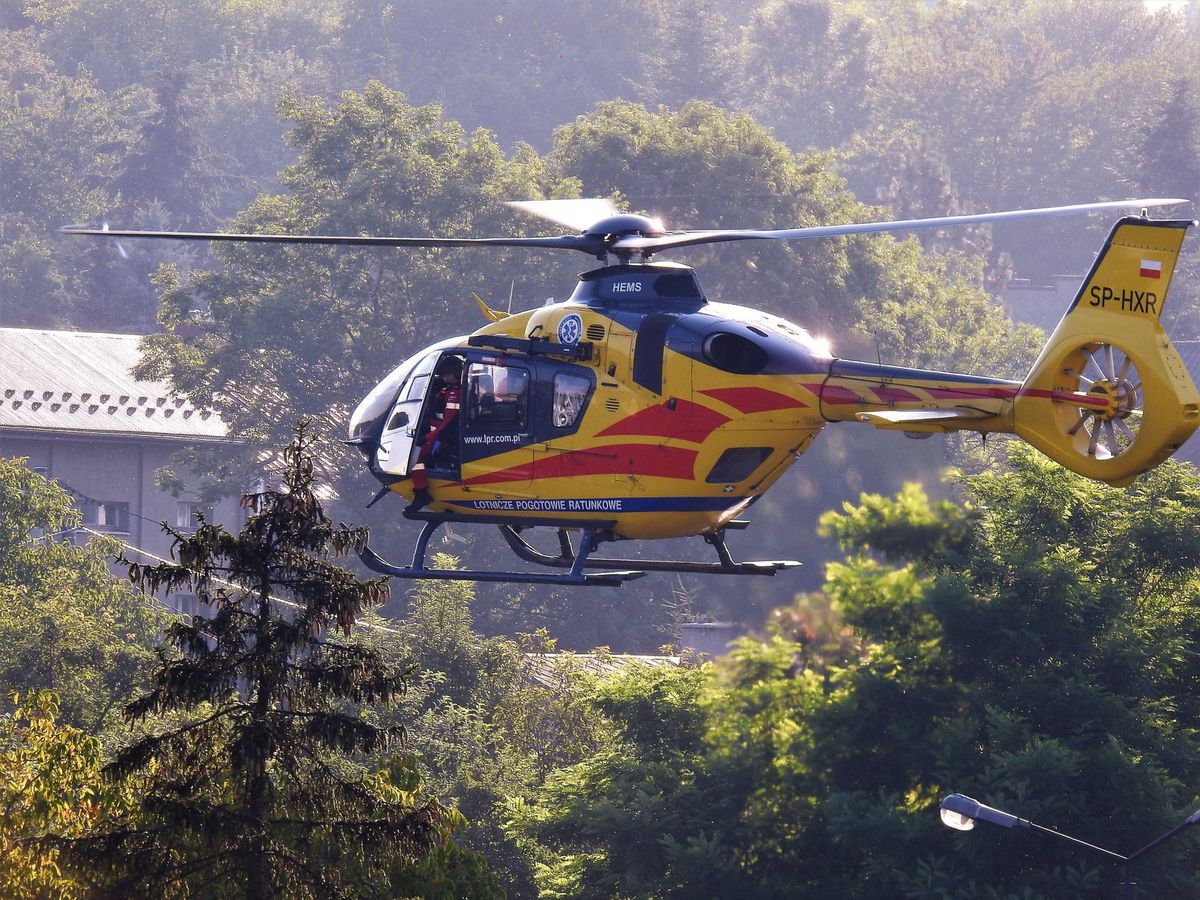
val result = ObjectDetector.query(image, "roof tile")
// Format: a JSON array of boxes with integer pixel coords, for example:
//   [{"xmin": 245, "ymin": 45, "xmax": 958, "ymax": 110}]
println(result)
[{"xmin": 0, "ymin": 327, "xmax": 226, "ymax": 440}]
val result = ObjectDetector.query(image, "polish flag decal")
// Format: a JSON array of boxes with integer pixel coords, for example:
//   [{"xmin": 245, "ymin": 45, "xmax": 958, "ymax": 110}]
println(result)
[{"xmin": 1140, "ymin": 258, "xmax": 1162, "ymax": 279}]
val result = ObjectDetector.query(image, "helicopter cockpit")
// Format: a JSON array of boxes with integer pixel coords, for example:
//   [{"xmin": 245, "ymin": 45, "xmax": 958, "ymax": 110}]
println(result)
[
  {"xmin": 348, "ymin": 339, "xmax": 597, "ymax": 490},
  {"xmin": 347, "ymin": 340, "xmax": 460, "ymax": 452}
]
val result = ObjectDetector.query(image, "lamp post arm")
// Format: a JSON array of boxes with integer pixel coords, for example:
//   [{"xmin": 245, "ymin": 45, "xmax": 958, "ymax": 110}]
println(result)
[
  {"xmin": 1123, "ymin": 809, "xmax": 1200, "ymax": 866},
  {"xmin": 1023, "ymin": 820, "xmax": 1128, "ymax": 863}
]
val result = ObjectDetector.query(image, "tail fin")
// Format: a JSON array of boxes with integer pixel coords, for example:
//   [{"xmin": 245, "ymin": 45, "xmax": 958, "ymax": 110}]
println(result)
[
  {"xmin": 1014, "ymin": 217, "xmax": 1200, "ymax": 486},
  {"xmin": 471, "ymin": 292, "xmax": 509, "ymax": 322}
]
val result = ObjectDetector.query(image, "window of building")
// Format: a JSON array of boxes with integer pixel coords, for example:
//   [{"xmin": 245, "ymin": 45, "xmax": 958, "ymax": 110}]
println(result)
[
  {"xmin": 466, "ymin": 363, "xmax": 529, "ymax": 431},
  {"xmin": 552, "ymin": 372, "xmax": 591, "ymax": 428},
  {"xmin": 170, "ymin": 593, "xmax": 201, "ymax": 617},
  {"xmin": 82, "ymin": 500, "xmax": 130, "ymax": 533},
  {"xmin": 176, "ymin": 501, "xmax": 212, "ymax": 531}
]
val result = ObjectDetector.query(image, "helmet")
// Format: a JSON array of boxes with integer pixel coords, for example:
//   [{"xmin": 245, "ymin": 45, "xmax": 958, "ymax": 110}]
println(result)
[{"xmin": 436, "ymin": 356, "xmax": 463, "ymax": 377}]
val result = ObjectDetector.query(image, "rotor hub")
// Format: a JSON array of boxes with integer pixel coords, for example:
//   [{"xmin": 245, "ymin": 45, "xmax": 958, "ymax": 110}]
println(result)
[
  {"xmin": 580, "ymin": 213, "xmax": 666, "ymax": 262},
  {"xmin": 583, "ymin": 213, "xmax": 666, "ymax": 240},
  {"xmin": 1086, "ymin": 377, "xmax": 1138, "ymax": 421}
]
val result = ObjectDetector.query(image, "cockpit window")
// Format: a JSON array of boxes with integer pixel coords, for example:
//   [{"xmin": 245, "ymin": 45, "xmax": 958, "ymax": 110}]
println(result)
[
  {"xmin": 348, "ymin": 350, "xmax": 439, "ymax": 443},
  {"xmin": 466, "ymin": 363, "xmax": 529, "ymax": 431}
]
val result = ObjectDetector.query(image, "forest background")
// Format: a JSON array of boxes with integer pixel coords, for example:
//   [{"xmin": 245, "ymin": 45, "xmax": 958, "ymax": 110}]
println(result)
[{"xmin": 4, "ymin": 0, "xmax": 1200, "ymax": 896}]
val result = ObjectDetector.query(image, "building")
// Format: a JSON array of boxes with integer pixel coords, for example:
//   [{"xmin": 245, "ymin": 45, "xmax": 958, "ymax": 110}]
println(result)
[
  {"xmin": 1002, "ymin": 275, "xmax": 1079, "ymax": 332},
  {"xmin": 0, "ymin": 327, "xmax": 243, "ymax": 613}
]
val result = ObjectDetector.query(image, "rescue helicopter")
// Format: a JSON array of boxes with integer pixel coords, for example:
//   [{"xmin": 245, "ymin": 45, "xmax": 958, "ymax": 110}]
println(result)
[{"xmin": 64, "ymin": 197, "xmax": 1200, "ymax": 585}]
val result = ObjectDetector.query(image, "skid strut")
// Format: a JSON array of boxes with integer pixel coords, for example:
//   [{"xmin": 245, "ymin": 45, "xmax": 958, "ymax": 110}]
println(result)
[
  {"xmin": 499, "ymin": 526, "xmax": 801, "ymax": 576},
  {"xmin": 355, "ymin": 519, "xmax": 645, "ymax": 587}
]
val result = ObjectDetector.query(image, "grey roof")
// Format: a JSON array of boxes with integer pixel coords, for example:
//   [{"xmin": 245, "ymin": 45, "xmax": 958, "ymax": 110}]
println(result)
[{"xmin": 0, "ymin": 328, "xmax": 226, "ymax": 440}]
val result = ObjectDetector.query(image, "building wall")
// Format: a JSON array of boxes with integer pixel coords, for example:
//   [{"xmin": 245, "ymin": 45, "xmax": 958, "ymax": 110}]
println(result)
[{"xmin": 1, "ymin": 431, "xmax": 244, "ymax": 613}]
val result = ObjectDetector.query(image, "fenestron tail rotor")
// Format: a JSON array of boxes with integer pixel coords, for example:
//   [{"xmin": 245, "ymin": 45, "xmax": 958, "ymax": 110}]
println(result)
[
  {"xmin": 1061, "ymin": 341, "xmax": 1144, "ymax": 460},
  {"xmin": 1015, "ymin": 216, "xmax": 1200, "ymax": 485}
]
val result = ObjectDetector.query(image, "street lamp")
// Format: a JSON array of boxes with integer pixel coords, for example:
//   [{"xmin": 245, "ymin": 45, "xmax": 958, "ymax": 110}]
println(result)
[{"xmin": 939, "ymin": 793, "xmax": 1200, "ymax": 899}]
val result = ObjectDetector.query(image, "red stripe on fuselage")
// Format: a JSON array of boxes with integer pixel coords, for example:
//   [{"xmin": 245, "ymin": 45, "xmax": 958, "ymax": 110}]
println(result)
[
  {"xmin": 923, "ymin": 385, "xmax": 1019, "ymax": 401},
  {"xmin": 1021, "ymin": 387, "xmax": 1111, "ymax": 409},
  {"xmin": 808, "ymin": 379, "xmax": 1110, "ymax": 411},
  {"xmin": 597, "ymin": 400, "xmax": 730, "ymax": 442},
  {"xmin": 804, "ymin": 383, "xmax": 861, "ymax": 404},
  {"xmin": 871, "ymin": 386, "xmax": 922, "ymax": 404},
  {"xmin": 700, "ymin": 387, "xmax": 806, "ymax": 413},
  {"xmin": 458, "ymin": 443, "xmax": 698, "ymax": 486}
]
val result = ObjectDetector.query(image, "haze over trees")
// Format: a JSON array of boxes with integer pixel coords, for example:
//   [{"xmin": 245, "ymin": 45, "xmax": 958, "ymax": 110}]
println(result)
[{"xmin": 4, "ymin": 1, "xmax": 1200, "ymax": 896}]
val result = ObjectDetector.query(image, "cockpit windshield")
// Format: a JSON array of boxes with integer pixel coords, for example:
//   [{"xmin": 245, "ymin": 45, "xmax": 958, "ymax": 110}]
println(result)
[{"xmin": 348, "ymin": 339, "xmax": 462, "ymax": 443}]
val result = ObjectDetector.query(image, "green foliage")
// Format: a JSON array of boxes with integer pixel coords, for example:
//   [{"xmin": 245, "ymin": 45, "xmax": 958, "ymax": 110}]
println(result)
[
  {"xmin": 799, "ymin": 450, "xmax": 1200, "ymax": 897},
  {"xmin": 738, "ymin": 0, "xmax": 873, "ymax": 152},
  {"xmin": 0, "ymin": 691, "xmax": 135, "ymax": 899},
  {"xmin": 0, "ymin": 29, "xmax": 135, "ymax": 327},
  {"xmin": 507, "ymin": 663, "xmax": 726, "ymax": 900},
  {"xmin": 137, "ymin": 81, "xmax": 573, "ymax": 457},
  {"xmin": 356, "ymin": 565, "xmax": 615, "ymax": 897},
  {"xmin": 513, "ymin": 453, "xmax": 1200, "ymax": 897},
  {"xmin": 0, "ymin": 457, "xmax": 166, "ymax": 734},
  {"xmin": 845, "ymin": 0, "xmax": 1193, "ymax": 281},
  {"xmin": 65, "ymin": 425, "xmax": 450, "ymax": 897}
]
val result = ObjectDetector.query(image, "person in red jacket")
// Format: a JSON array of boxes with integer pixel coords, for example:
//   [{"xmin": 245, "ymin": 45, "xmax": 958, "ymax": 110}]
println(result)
[{"xmin": 406, "ymin": 356, "xmax": 463, "ymax": 514}]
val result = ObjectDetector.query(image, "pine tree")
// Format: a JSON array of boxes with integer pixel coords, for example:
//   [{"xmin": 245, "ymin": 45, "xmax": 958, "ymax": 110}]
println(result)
[{"xmin": 68, "ymin": 424, "xmax": 448, "ymax": 897}]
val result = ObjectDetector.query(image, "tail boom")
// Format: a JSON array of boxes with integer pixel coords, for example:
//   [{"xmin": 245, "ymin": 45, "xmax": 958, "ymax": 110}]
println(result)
[{"xmin": 832, "ymin": 216, "xmax": 1199, "ymax": 485}]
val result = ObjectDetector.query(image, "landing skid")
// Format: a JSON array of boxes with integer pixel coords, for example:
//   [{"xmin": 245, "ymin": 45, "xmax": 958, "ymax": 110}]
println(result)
[
  {"xmin": 499, "ymin": 525, "xmax": 801, "ymax": 577},
  {"xmin": 354, "ymin": 519, "xmax": 645, "ymax": 587}
]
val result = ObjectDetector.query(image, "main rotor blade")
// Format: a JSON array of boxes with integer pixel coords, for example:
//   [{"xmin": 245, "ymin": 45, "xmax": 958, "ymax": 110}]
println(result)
[
  {"xmin": 610, "ymin": 198, "xmax": 1190, "ymax": 254},
  {"xmin": 506, "ymin": 198, "xmax": 621, "ymax": 232},
  {"xmin": 58, "ymin": 225, "xmax": 599, "ymax": 254},
  {"xmin": 60, "ymin": 198, "xmax": 1190, "ymax": 262}
]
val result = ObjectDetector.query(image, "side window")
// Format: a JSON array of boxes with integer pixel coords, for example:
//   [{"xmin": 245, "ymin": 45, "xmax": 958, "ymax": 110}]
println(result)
[
  {"xmin": 384, "ymin": 352, "xmax": 436, "ymax": 432},
  {"xmin": 467, "ymin": 363, "xmax": 529, "ymax": 431},
  {"xmin": 553, "ymin": 372, "xmax": 590, "ymax": 428},
  {"xmin": 705, "ymin": 447, "xmax": 772, "ymax": 484}
]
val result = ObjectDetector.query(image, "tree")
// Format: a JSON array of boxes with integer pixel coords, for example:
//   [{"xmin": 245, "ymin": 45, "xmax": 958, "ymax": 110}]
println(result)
[
  {"xmin": 136, "ymin": 81, "xmax": 574, "ymax": 455},
  {"xmin": 0, "ymin": 31, "xmax": 132, "ymax": 328},
  {"xmin": 357, "ymin": 565, "xmax": 612, "ymax": 897},
  {"xmin": 0, "ymin": 456, "xmax": 166, "ymax": 734},
  {"xmin": 66, "ymin": 425, "xmax": 451, "ymax": 897},
  {"xmin": 506, "ymin": 662, "xmax": 721, "ymax": 899},
  {"xmin": 510, "ymin": 451, "xmax": 1200, "ymax": 897},
  {"xmin": 547, "ymin": 99, "xmax": 1037, "ymax": 375},
  {"xmin": 114, "ymin": 70, "xmax": 225, "ymax": 230},
  {"xmin": 0, "ymin": 691, "xmax": 136, "ymax": 900},
  {"xmin": 737, "ymin": 0, "xmax": 873, "ymax": 152},
  {"xmin": 1140, "ymin": 80, "xmax": 1200, "ymax": 203},
  {"xmin": 844, "ymin": 0, "xmax": 1192, "ymax": 283},
  {"xmin": 785, "ymin": 450, "xmax": 1200, "ymax": 897},
  {"xmin": 1136, "ymin": 79, "xmax": 1200, "ymax": 342}
]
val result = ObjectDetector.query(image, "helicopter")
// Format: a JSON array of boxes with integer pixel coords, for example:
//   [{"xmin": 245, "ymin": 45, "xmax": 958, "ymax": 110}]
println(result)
[{"xmin": 64, "ymin": 197, "xmax": 1200, "ymax": 586}]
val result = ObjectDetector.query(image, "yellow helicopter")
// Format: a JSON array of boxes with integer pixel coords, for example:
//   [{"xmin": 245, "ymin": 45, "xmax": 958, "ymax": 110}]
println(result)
[{"xmin": 64, "ymin": 198, "xmax": 1200, "ymax": 585}]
